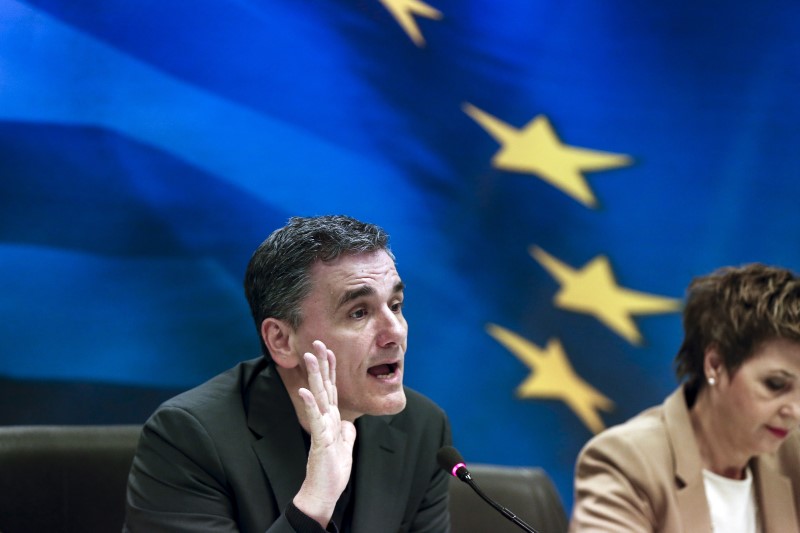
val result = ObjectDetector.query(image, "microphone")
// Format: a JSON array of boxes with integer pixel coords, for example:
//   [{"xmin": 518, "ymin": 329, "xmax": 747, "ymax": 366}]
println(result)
[{"xmin": 437, "ymin": 446, "xmax": 540, "ymax": 533}]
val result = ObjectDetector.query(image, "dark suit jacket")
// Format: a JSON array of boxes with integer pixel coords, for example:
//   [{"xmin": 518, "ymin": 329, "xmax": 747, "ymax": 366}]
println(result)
[
  {"xmin": 124, "ymin": 357, "xmax": 451, "ymax": 533},
  {"xmin": 570, "ymin": 386, "xmax": 800, "ymax": 532}
]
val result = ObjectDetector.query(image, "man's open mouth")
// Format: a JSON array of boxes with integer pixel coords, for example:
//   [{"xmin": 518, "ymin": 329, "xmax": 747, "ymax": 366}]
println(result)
[{"xmin": 367, "ymin": 362, "xmax": 398, "ymax": 379}]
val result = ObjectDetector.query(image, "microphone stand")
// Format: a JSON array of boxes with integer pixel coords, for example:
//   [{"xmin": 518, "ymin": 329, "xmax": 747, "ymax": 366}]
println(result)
[{"xmin": 460, "ymin": 471, "xmax": 540, "ymax": 533}]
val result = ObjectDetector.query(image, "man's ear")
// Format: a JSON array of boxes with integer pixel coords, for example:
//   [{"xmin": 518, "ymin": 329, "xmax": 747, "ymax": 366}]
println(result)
[{"xmin": 262, "ymin": 318, "xmax": 299, "ymax": 369}]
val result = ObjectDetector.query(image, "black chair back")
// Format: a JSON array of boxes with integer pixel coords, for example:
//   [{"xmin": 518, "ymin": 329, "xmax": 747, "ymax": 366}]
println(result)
[
  {"xmin": 0, "ymin": 425, "xmax": 568, "ymax": 533},
  {"xmin": 449, "ymin": 463, "xmax": 568, "ymax": 533},
  {"xmin": 0, "ymin": 425, "xmax": 140, "ymax": 533}
]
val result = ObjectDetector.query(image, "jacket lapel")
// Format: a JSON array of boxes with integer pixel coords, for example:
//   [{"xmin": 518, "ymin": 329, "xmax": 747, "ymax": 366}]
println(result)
[
  {"xmin": 665, "ymin": 388, "xmax": 714, "ymax": 532},
  {"xmin": 753, "ymin": 457, "xmax": 798, "ymax": 533},
  {"xmin": 247, "ymin": 364, "xmax": 309, "ymax": 512},
  {"xmin": 242, "ymin": 362, "xmax": 414, "ymax": 531},
  {"xmin": 351, "ymin": 415, "xmax": 409, "ymax": 532}
]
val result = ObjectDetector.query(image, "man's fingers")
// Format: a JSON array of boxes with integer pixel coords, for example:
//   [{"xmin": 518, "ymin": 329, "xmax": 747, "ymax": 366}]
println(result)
[
  {"xmin": 327, "ymin": 349, "xmax": 337, "ymax": 406},
  {"xmin": 304, "ymin": 352, "xmax": 330, "ymax": 414},
  {"xmin": 311, "ymin": 340, "xmax": 338, "ymax": 407},
  {"xmin": 297, "ymin": 387, "xmax": 324, "ymax": 433},
  {"xmin": 312, "ymin": 340, "xmax": 330, "ymax": 382}
]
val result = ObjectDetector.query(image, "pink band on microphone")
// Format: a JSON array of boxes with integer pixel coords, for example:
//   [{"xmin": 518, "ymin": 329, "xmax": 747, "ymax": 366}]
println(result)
[{"xmin": 451, "ymin": 462, "xmax": 466, "ymax": 477}]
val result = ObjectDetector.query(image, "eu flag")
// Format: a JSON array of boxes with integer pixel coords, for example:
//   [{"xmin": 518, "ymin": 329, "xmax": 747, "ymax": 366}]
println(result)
[{"xmin": 3, "ymin": 0, "xmax": 800, "ymax": 511}]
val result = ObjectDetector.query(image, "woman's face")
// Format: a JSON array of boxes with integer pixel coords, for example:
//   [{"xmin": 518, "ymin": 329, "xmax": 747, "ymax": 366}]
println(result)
[{"xmin": 712, "ymin": 338, "xmax": 800, "ymax": 457}]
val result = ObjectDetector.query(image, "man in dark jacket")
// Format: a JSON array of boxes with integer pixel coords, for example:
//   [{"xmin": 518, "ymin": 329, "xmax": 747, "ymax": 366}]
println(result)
[{"xmin": 124, "ymin": 215, "xmax": 452, "ymax": 532}]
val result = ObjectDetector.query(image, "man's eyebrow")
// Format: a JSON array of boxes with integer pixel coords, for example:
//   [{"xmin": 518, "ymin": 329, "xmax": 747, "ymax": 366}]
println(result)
[
  {"xmin": 336, "ymin": 286, "xmax": 375, "ymax": 311},
  {"xmin": 335, "ymin": 281, "xmax": 406, "ymax": 311}
]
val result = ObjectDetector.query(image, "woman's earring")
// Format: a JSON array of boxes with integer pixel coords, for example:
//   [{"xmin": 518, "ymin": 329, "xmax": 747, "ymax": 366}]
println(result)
[{"xmin": 707, "ymin": 376, "xmax": 716, "ymax": 386}]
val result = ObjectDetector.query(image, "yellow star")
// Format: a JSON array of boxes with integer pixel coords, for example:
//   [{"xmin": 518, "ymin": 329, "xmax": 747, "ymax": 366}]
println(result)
[
  {"xmin": 487, "ymin": 324, "xmax": 613, "ymax": 434},
  {"xmin": 378, "ymin": 0, "xmax": 442, "ymax": 47},
  {"xmin": 463, "ymin": 103, "xmax": 632, "ymax": 208},
  {"xmin": 531, "ymin": 246, "xmax": 682, "ymax": 345}
]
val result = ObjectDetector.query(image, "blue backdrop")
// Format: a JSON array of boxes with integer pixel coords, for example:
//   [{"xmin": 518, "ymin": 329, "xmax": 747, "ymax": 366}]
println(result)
[{"xmin": 3, "ymin": 0, "xmax": 800, "ymax": 513}]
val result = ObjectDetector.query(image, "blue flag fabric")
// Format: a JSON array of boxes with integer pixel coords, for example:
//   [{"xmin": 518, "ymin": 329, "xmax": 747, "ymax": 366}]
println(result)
[{"xmin": 3, "ymin": 0, "xmax": 800, "ymax": 512}]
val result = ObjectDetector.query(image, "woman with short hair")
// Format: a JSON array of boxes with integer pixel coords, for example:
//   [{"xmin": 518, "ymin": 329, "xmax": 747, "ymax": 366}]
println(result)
[{"xmin": 570, "ymin": 263, "xmax": 800, "ymax": 533}]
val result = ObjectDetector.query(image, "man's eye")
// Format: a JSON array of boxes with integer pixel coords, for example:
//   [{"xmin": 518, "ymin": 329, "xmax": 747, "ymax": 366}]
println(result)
[
  {"xmin": 350, "ymin": 309, "xmax": 366, "ymax": 319},
  {"xmin": 391, "ymin": 301, "xmax": 403, "ymax": 313}
]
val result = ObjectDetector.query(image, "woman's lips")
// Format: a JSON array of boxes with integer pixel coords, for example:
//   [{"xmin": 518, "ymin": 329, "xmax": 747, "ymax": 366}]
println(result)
[{"xmin": 767, "ymin": 426, "xmax": 789, "ymax": 439}]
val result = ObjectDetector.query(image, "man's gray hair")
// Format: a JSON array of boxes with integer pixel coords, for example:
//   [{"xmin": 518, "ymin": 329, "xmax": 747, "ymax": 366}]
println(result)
[{"xmin": 244, "ymin": 215, "xmax": 393, "ymax": 361}]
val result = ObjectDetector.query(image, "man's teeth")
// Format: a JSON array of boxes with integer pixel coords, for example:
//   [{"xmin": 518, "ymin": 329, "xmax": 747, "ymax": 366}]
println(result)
[{"xmin": 368, "ymin": 363, "xmax": 396, "ymax": 378}]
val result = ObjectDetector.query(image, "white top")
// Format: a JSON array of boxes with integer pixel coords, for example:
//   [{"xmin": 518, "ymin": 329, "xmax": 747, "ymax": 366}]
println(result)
[{"xmin": 703, "ymin": 467, "xmax": 759, "ymax": 533}]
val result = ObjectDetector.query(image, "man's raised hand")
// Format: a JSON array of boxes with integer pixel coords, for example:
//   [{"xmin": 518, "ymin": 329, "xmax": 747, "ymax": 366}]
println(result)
[{"xmin": 293, "ymin": 340, "xmax": 357, "ymax": 527}]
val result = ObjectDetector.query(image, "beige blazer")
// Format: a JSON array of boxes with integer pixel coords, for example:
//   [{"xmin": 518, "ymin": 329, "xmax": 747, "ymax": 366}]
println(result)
[{"xmin": 569, "ymin": 386, "xmax": 800, "ymax": 533}]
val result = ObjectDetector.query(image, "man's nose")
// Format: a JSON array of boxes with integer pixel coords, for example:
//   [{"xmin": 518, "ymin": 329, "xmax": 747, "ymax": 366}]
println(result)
[{"xmin": 376, "ymin": 306, "xmax": 406, "ymax": 346}]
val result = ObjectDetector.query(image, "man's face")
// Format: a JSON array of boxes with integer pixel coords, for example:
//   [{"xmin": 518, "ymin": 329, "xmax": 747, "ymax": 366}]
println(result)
[{"xmin": 292, "ymin": 250, "xmax": 407, "ymax": 421}]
